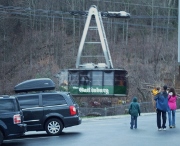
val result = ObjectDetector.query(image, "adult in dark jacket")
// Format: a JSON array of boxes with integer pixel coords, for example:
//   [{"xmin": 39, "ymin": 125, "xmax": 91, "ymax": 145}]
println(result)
[
  {"xmin": 154, "ymin": 85, "xmax": 169, "ymax": 130},
  {"xmin": 129, "ymin": 97, "xmax": 141, "ymax": 129}
]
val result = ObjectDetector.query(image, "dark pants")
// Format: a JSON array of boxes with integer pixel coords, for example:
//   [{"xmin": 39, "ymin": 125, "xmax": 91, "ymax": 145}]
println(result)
[
  {"xmin": 157, "ymin": 109, "xmax": 166, "ymax": 129},
  {"xmin": 130, "ymin": 116, "xmax": 137, "ymax": 129}
]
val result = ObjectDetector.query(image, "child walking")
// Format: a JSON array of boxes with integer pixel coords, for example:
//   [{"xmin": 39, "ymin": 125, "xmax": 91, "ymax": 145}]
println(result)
[{"xmin": 129, "ymin": 97, "xmax": 141, "ymax": 129}]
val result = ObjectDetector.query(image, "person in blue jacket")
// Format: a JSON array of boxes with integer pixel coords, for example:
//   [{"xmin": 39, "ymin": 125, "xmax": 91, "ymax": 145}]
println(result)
[
  {"xmin": 154, "ymin": 85, "xmax": 169, "ymax": 131},
  {"xmin": 129, "ymin": 97, "xmax": 141, "ymax": 129}
]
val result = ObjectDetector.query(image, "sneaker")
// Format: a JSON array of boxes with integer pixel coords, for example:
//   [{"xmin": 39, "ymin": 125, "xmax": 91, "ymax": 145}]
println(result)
[
  {"xmin": 172, "ymin": 126, "xmax": 176, "ymax": 128},
  {"xmin": 163, "ymin": 128, "xmax": 166, "ymax": 131},
  {"xmin": 158, "ymin": 128, "xmax": 162, "ymax": 131},
  {"xmin": 169, "ymin": 126, "xmax": 172, "ymax": 128}
]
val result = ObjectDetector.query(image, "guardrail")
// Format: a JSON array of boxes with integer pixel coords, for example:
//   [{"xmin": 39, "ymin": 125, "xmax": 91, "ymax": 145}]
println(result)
[{"xmin": 79, "ymin": 100, "xmax": 180, "ymax": 117}]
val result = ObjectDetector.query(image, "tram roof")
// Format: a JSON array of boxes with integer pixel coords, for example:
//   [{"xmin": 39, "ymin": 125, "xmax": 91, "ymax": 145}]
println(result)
[{"xmin": 68, "ymin": 68, "xmax": 127, "ymax": 71}]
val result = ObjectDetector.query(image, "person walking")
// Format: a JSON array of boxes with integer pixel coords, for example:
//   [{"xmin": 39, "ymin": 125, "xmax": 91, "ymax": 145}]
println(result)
[
  {"xmin": 129, "ymin": 97, "xmax": 141, "ymax": 129},
  {"xmin": 168, "ymin": 87, "xmax": 178, "ymax": 128},
  {"xmin": 154, "ymin": 85, "xmax": 169, "ymax": 131}
]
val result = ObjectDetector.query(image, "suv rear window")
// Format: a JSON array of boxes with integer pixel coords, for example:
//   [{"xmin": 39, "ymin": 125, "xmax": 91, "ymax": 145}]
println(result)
[
  {"xmin": 0, "ymin": 99, "xmax": 16, "ymax": 113},
  {"xmin": 42, "ymin": 94, "xmax": 67, "ymax": 106},
  {"xmin": 68, "ymin": 94, "xmax": 77, "ymax": 104},
  {"xmin": 17, "ymin": 95, "xmax": 39, "ymax": 108}
]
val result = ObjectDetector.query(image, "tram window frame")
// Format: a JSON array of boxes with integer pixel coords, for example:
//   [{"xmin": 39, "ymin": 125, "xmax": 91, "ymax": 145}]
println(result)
[
  {"xmin": 92, "ymin": 71, "xmax": 102, "ymax": 86},
  {"xmin": 69, "ymin": 71, "xmax": 79, "ymax": 86},
  {"xmin": 79, "ymin": 71, "xmax": 91, "ymax": 86},
  {"xmin": 114, "ymin": 71, "xmax": 126, "ymax": 86},
  {"xmin": 104, "ymin": 71, "xmax": 113, "ymax": 86}
]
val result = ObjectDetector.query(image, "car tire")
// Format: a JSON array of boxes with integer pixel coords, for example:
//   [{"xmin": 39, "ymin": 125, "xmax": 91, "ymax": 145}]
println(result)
[
  {"xmin": 0, "ymin": 130, "xmax": 4, "ymax": 145},
  {"xmin": 45, "ymin": 118, "xmax": 63, "ymax": 136}
]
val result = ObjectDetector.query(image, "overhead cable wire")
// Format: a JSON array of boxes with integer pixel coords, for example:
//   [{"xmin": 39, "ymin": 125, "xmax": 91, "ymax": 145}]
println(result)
[
  {"xmin": 0, "ymin": 5, "xmax": 177, "ymax": 19},
  {"xmin": 0, "ymin": 5, "xmax": 177, "ymax": 30}
]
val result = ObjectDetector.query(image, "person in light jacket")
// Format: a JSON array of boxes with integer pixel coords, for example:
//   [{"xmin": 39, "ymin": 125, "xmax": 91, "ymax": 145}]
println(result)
[{"xmin": 168, "ymin": 87, "xmax": 178, "ymax": 128}]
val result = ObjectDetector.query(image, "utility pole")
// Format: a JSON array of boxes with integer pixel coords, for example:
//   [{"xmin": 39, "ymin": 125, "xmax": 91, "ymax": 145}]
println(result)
[
  {"xmin": 178, "ymin": 1, "xmax": 180, "ymax": 64},
  {"xmin": 175, "ymin": 2, "xmax": 180, "ymax": 91}
]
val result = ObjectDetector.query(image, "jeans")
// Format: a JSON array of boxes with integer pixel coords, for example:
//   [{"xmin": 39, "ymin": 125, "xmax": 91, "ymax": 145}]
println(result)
[
  {"xmin": 156, "ymin": 109, "xmax": 166, "ymax": 129},
  {"xmin": 168, "ymin": 110, "xmax": 176, "ymax": 127},
  {"xmin": 130, "ymin": 116, "xmax": 137, "ymax": 129}
]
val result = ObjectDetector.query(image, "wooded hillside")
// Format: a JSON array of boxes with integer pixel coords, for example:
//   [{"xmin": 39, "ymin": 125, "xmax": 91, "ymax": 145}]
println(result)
[{"xmin": 0, "ymin": 0, "xmax": 178, "ymax": 103}]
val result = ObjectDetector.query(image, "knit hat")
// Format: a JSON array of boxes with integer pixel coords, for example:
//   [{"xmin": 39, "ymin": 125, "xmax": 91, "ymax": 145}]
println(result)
[
  {"xmin": 163, "ymin": 85, "xmax": 167, "ymax": 90},
  {"xmin": 133, "ymin": 97, "xmax": 137, "ymax": 102}
]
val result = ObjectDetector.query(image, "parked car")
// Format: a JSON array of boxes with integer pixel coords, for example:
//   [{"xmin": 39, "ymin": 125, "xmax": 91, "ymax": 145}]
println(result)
[
  {"xmin": 0, "ymin": 95, "xmax": 26, "ymax": 145},
  {"xmin": 14, "ymin": 78, "xmax": 82, "ymax": 136}
]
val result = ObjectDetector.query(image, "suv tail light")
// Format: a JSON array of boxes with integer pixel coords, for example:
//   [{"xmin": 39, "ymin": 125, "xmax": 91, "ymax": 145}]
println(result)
[
  {"xmin": 13, "ymin": 114, "xmax": 21, "ymax": 124},
  {"xmin": 69, "ymin": 106, "xmax": 76, "ymax": 116}
]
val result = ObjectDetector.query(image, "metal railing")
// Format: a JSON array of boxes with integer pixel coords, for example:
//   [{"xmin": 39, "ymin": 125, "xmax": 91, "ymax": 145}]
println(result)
[{"xmin": 79, "ymin": 100, "xmax": 180, "ymax": 117}]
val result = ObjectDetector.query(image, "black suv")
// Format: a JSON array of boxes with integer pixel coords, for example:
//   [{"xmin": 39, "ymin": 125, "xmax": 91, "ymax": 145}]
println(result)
[
  {"xmin": 14, "ymin": 78, "xmax": 81, "ymax": 136},
  {"xmin": 0, "ymin": 95, "xmax": 26, "ymax": 145}
]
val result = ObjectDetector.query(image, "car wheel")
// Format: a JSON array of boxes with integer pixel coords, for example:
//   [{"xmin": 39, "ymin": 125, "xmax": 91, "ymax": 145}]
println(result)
[
  {"xmin": 0, "ymin": 130, "xmax": 4, "ymax": 145},
  {"xmin": 45, "ymin": 118, "xmax": 63, "ymax": 136}
]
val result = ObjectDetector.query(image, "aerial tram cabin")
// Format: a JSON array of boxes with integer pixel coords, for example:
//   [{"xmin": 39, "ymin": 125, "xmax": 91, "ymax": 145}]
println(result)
[
  {"xmin": 59, "ymin": 5, "xmax": 130, "ymax": 97},
  {"xmin": 67, "ymin": 68, "xmax": 128, "ymax": 96}
]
